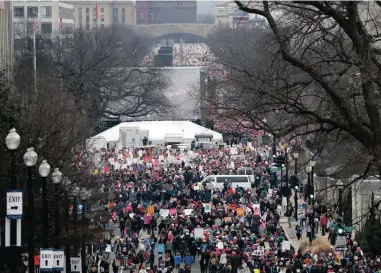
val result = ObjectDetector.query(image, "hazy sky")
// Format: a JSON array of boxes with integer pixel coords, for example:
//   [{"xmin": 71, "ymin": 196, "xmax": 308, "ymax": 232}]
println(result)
[{"xmin": 197, "ymin": 1, "xmax": 217, "ymax": 15}]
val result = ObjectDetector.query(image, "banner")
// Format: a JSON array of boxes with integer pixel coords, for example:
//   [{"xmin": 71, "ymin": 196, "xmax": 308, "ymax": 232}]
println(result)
[
  {"xmin": 194, "ymin": 228, "xmax": 204, "ymax": 238},
  {"xmin": 252, "ymin": 204, "xmax": 260, "ymax": 216},
  {"xmin": 147, "ymin": 206, "xmax": 154, "ymax": 216},
  {"xmin": 203, "ymin": 203, "xmax": 212, "ymax": 213},
  {"xmin": 184, "ymin": 209, "xmax": 193, "ymax": 216},
  {"xmin": 281, "ymin": 241, "xmax": 290, "ymax": 251},
  {"xmin": 236, "ymin": 208, "xmax": 243, "ymax": 216},
  {"xmin": 160, "ymin": 209, "xmax": 169, "ymax": 217},
  {"xmin": 252, "ymin": 246, "xmax": 264, "ymax": 256}
]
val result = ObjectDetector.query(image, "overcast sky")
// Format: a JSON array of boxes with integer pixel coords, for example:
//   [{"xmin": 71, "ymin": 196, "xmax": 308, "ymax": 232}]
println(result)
[{"xmin": 197, "ymin": 1, "xmax": 217, "ymax": 15}]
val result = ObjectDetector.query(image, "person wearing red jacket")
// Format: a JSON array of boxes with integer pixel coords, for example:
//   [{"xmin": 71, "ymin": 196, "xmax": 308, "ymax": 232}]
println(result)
[{"xmin": 320, "ymin": 214, "xmax": 328, "ymax": 236}]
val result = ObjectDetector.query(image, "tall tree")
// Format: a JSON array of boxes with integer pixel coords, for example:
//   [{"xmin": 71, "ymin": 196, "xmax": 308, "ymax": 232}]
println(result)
[{"xmin": 205, "ymin": 2, "xmax": 381, "ymax": 180}]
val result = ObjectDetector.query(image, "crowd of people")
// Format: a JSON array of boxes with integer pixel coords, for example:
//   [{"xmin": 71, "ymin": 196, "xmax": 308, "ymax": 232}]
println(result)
[
  {"xmin": 141, "ymin": 43, "xmax": 211, "ymax": 67},
  {"xmin": 82, "ymin": 143, "xmax": 376, "ymax": 273}
]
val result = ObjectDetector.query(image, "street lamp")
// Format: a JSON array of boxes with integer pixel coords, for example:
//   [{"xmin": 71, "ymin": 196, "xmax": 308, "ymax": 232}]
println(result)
[
  {"xmin": 293, "ymin": 152, "xmax": 299, "ymax": 175},
  {"xmin": 310, "ymin": 160, "xmax": 316, "ymax": 185},
  {"xmin": 283, "ymin": 144, "xmax": 290, "ymax": 208},
  {"xmin": 52, "ymin": 168, "xmax": 63, "ymax": 251},
  {"xmin": 39, "ymin": 160, "xmax": 51, "ymax": 248},
  {"xmin": 337, "ymin": 180, "xmax": 344, "ymax": 218},
  {"xmin": 72, "ymin": 186, "xmax": 80, "ymax": 256},
  {"xmin": 294, "ymin": 185, "xmax": 299, "ymax": 221},
  {"xmin": 24, "ymin": 147, "xmax": 38, "ymax": 273},
  {"xmin": 280, "ymin": 164, "xmax": 285, "ymax": 194},
  {"xmin": 80, "ymin": 190, "xmax": 88, "ymax": 273},
  {"xmin": 6, "ymin": 128, "xmax": 21, "ymax": 151},
  {"xmin": 310, "ymin": 193, "xmax": 315, "ymax": 239},
  {"xmin": 6, "ymin": 128, "xmax": 20, "ymax": 273}
]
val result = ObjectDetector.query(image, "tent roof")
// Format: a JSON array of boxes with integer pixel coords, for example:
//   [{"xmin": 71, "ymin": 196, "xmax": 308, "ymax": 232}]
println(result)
[{"xmin": 94, "ymin": 120, "xmax": 223, "ymax": 142}]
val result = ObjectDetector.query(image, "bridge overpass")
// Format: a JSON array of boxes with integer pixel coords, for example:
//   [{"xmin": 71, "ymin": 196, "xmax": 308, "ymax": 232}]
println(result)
[{"xmin": 132, "ymin": 24, "xmax": 215, "ymax": 39}]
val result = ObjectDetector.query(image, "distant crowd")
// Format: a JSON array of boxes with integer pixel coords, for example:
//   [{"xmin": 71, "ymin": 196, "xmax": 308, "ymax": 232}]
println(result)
[{"xmin": 142, "ymin": 43, "xmax": 211, "ymax": 67}]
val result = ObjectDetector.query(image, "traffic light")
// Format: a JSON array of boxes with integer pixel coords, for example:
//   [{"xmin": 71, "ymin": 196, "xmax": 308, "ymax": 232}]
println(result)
[
  {"xmin": 273, "ymin": 156, "xmax": 285, "ymax": 166},
  {"xmin": 305, "ymin": 184, "xmax": 314, "ymax": 198},
  {"xmin": 289, "ymin": 175, "xmax": 299, "ymax": 187}
]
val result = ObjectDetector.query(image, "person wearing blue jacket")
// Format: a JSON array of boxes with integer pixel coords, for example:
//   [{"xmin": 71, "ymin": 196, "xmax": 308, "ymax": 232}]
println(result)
[
  {"xmin": 157, "ymin": 240, "xmax": 166, "ymax": 261},
  {"xmin": 184, "ymin": 254, "xmax": 194, "ymax": 266},
  {"xmin": 175, "ymin": 252, "xmax": 183, "ymax": 270}
]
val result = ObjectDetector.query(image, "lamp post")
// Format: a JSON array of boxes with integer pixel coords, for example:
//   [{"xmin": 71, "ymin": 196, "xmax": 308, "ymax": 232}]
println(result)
[
  {"xmin": 80, "ymin": 189, "xmax": 88, "ymax": 273},
  {"xmin": 293, "ymin": 152, "xmax": 299, "ymax": 175},
  {"xmin": 6, "ymin": 128, "xmax": 21, "ymax": 273},
  {"xmin": 52, "ymin": 168, "xmax": 63, "ymax": 251},
  {"xmin": 306, "ymin": 165, "xmax": 312, "ymax": 203},
  {"xmin": 310, "ymin": 193, "xmax": 315, "ymax": 239},
  {"xmin": 294, "ymin": 185, "xmax": 299, "ymax": 221},
  {"xmin": 310, "ymin": 160, "xmax": 316, "ymax": 187},
  {"xmin": 280, "ymin": 164, "xmax": 284, "ymax": 197},
  {"xmin": 62, "ymin": 179, "xmax": 71, "ymax": 273},
  {"xmin": 24, "ymin": 147, "xmax": 38, "ymax": 273},
  {"xmin": 72, "ymin": 186, "xmax": 80, "ymax": 256},
  {"xmin": 337, "ymin": 180, "xmax": 344, "ymax": 218},
  {"xmin": 39, "ymin": 160, "xmax": 51, "ymax": 248},
  {"xmin": 282, "ymin": 143, "xmax": 289, "ymax": 208},
  {"xmin": 272, "ymin": 130, "xmax": 278, "ymax": 156}
]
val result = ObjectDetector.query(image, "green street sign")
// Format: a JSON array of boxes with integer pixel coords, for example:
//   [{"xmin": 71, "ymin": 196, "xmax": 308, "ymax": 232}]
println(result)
[{"xmin": 344, "ymin": 226, "xmax": 355, "ymax": 232}]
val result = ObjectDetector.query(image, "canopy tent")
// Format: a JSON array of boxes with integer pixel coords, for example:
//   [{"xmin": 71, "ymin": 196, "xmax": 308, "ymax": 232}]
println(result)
[{"xmin": 89, "ymin": 121, "xmax": 223, "ymax": 149}]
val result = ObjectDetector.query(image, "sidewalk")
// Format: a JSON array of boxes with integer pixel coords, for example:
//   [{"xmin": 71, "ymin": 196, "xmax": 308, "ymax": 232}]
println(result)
[
  {"xmin": 280, "ymin": 216, "xmax": 330, "ymax": 252},
  {"xmin": 279, "ymin": 216, "xmax": 301, "ymax": 251}
]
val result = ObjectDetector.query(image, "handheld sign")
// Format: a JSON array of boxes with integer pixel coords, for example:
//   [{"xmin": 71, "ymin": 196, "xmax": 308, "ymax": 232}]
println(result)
[
  {"xmin": 71, "ymin": 257, "xmax": 82, "ymax": 273},
  {"xmin": 40, "ymin": 248, "xmax": 54, "ymax": 272},
  {"xmin": 105, "ymin": 244, "xmax": 111, "ymax": 253},
  {"xmin": 53, "ymin": 249, "xmax": 65, "ymax": 271},
  {"xmin": 6, "ymin": 191, "xmax": 23, "ymax": 218}
]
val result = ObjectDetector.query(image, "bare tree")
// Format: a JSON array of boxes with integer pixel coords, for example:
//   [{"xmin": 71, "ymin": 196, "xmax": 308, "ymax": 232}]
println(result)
[
  {"xmin": 15, "ymin": 26, "xmax": 172, "ymax": 121},
  {"xmin": 202, "ymin": 2, "xmax": 381, "ymax": 181}
]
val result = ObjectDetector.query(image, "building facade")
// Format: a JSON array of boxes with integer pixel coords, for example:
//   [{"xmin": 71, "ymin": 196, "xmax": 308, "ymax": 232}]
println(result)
[
  {"xmin": 12, "ymin": 1, "xmax": 74, "ymax": 37},
  {"xmin": 214, "ymin": 2, "xmax": 251, "ymax": 29},
  {"xmin": 0, "ymin": 1, "xmax": 13, "ymax": 72},
  {"xmin": 136, "ymin": 1, "xmax": 197, "ymax": 25},
  {"xmin": 70, "ymin": 1, "xmax": 136, "ymax": 30},
  {"xmin": 214, "ymin": 2, "xmax": 236, "ymax": 27},
  {"xmin": 12, "ymin": 1, "xmax": 74, "ymax": 53}
]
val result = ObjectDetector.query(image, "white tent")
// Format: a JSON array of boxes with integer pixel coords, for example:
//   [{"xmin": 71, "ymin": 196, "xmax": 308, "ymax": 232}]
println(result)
[{"xmin": 87, "ymin": 120, "xmax": 223, "ymax": 149}]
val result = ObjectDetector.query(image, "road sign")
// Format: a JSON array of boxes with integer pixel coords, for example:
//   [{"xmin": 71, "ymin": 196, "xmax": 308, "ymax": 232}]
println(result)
[
  {"xmin": 336, "ymin": 235, "xmax": 346, "ymax": 247},
  {"xmin": 40, "ymin": 248, "xmax": 54, "ymax": 272},
  {"xmin": 6, "ymin": 191, "xmax": 22, "ymax": 218},
  {"xmin": 344, "ymin": 226, "xmax": 356, "ymax": 232},
  {"xmin": 53, "ymin": 249, "xmax": 65, "ymax": 271},
  {"xmin": 71, "ymin": 257, "xmax": 82, "ymax": 273}
]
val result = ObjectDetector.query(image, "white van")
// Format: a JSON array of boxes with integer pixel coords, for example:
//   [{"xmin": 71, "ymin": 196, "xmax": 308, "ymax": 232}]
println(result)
[
  {"xmin": 201, "ymin": 175, "xmax": 252, "ymax": 190},
  {"xmin": 237, "ymin": 167, "xmax": 255, "ymax": 183}
]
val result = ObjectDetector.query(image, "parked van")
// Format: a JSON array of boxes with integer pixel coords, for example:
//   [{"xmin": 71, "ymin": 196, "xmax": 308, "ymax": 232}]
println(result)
[
  {"xmin": 237, "ymin": 167, "xmax": 255, "ymax": 186},
  {"xmin": 201, "ymin": 175, "xmax": 252, "ymax": 190}
]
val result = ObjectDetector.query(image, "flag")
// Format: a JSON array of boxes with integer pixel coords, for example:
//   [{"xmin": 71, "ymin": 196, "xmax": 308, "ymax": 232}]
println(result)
[
  {"xmin": 33, "ymin": 17, "xmax": 37, "ymax": 32},
  {"xmin": 95, "ymin": 1, "xmax": 99, "ymax": 20}
]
